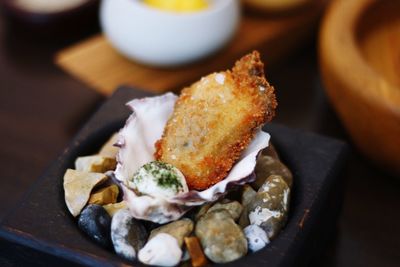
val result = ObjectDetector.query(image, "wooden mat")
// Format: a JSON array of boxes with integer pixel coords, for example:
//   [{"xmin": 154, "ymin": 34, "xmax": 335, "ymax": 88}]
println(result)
[{"xmin": 56, "ymin": 2, "xmax": 326, "ymax": 94}]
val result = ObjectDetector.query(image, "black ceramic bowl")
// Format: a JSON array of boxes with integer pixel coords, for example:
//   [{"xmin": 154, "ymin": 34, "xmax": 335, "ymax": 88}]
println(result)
[{"xmin": 0, "ymin": 87, "xmax": 347, "ymax": 267}]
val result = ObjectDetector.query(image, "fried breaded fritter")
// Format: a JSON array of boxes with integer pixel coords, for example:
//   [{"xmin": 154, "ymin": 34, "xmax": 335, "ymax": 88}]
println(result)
[{"xmin": 155, "ymin": 51, "xmax": 277, "ymax": 190}]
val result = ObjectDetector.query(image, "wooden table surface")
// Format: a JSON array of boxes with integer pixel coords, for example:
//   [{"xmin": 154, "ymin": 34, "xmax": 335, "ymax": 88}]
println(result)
[{"xmin": 0, "ymin": 11, "xmax": 399, "ymax": 267}]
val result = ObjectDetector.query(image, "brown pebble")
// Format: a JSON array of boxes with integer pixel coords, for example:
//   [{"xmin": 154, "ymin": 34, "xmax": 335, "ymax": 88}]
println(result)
[{"xmin": 88, "ymin": 184, "xmax": 119, "ymax": 205}]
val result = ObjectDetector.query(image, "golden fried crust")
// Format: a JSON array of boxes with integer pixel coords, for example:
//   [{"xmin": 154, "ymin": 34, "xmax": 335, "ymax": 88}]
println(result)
[{"xmin": 155, "ymin": 51, "xmax": 277, "ymax": 190}]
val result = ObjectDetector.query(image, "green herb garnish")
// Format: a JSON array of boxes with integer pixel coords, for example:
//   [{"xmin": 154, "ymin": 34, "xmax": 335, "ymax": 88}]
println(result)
[{"xmin": 133, "ymin": 161, "xmax": 184, "ymax": 193}]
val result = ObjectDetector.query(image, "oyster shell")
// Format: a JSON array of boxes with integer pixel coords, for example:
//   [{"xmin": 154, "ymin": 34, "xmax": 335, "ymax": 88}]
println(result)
[
  {"xmin": 115, "ymin": 93, "xmax": 270, "ymax": 223},
  {"xmin": 99, "ymin": 133, "xmax": 119, "ymax": 158}
]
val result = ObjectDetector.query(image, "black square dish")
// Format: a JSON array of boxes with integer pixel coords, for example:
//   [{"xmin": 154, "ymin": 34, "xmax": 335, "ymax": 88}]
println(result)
[{"xmin": 0, "ymin": 87, "xmax": 347, "ymax": 267}]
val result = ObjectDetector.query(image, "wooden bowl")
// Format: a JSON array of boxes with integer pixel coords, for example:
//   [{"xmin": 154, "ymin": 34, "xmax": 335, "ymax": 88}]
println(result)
[
  {"xmin": 319, "ymin": 0, "xmax": 400, "ymax": 175},
  {"xmin": 243, "ymin": 0, "xmax": 312, "ymax": 13}
]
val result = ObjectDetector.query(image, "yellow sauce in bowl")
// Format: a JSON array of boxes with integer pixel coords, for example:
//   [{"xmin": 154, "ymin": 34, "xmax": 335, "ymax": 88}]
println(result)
[{"xmin": 144, "ymin": 0, "xmax": 208, "ymax": 12}]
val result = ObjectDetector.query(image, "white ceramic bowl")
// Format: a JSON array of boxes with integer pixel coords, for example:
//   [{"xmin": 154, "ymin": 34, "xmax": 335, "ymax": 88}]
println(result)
[{"xmin": 100, "ymin": 0, "xmax": 240, "ymax": 67}]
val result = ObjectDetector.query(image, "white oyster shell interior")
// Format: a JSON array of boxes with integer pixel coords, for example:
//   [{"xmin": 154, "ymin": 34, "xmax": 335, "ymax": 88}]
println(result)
[{"xmin": 115, "ymin": 93, "xmax": 270, "ymax": 223}]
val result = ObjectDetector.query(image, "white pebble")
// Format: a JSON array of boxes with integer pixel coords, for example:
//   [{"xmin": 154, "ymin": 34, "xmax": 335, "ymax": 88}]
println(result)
[
  {"xmin": 244, "ymin": 225, "xmax": 270, "ymax": 252},
  {"xmin": 138, "ymin": 233, "xmax": 182, "ymax": 266},
  {"xmin": 111, "ymin": 209, "xmax": 137, "ymax": 261}
]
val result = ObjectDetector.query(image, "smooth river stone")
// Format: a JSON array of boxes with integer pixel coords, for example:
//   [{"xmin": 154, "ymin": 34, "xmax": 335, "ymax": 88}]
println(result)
[
  {"xmin": 243, "ymin": 224, "xmax": 270, "ymax": 252},
  {"xmin": 75, "ymin": 155, "xmax": 117, "ymax": 173},
  {"xmin": 238, "ymin": 185, "xmax": 257, "ymax": 228},
  {"xmin": 78, "ymin": 204, "xmax": 112, "ymax": 248},
  {"xmin": 149, "ymin": 218, "xmax": 193, "ymax": 247},
  {"xmin": 248, "ymin": 175, "xmax": 290, "ymax": 239},
  {"xmin": 207, "ymin": 200, "xmax": 243, "ymax": 221},
  {"xmin": 194, "ymin": 202, "xmax": 213, "ymax": 221},
  {"xmin": 261, "ymin": 144, "xmax": 280, "ymax": 159},
  {"xmin": 111, "ymin": 209, "xmax": 148, "ymax": 261},
  {"xmin": 138, "ymin": 233, "xmax": 182, "ymax": 267},
  {"xmin": 103, "ymin": 201, "xmax": 128, "ymax": 217},
  {"xmin": 252, "ymin": 154, "xmax": 293, "ymax": 189},
  {"xmin": 195, "ymin": 210, "xmax": 247, "ymax": 263},
  {"xmin": 88, "ymin": 184, "xmax": 119, "ymax": 205},
  {"xmin": 63, "ymin": 169, "xmax": 108, "ymax": 217}
]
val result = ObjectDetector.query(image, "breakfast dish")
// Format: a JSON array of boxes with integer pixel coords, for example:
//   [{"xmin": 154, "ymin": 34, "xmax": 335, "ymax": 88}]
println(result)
[{"xmin": 63, "ymin": 51, "xmax": 292, "ymax": 266}]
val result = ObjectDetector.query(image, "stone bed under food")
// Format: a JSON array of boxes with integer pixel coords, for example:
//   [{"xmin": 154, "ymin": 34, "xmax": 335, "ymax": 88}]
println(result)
[{"xmin": 63, "ymin": 131, "xmax": 292, "ymax": 267}]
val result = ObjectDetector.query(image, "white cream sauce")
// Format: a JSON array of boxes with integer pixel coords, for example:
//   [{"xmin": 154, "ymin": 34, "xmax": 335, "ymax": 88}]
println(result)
[{"xmin": 129, "ymin": 162, "xmax": 188, "ymax": 199}]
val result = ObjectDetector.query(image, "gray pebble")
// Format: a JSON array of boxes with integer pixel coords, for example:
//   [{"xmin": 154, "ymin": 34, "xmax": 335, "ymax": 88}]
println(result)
[
  {"xmin": 247, "ymin": 175, "xmax": 290, "ymax": 239},
  {"xmin": 262, "ymin": 144, "xmax": 280, "ymax": 159},
  {"xmin": 195, "ymin": 210, "xmax": 247, "ymax": 263},
  {"xmin": 194, "ymin": 202, "xmax": 213, "ymax": 221},
  {"xmin": 241, "ymin": 185, "xmax": 257, "ymax": 206},
  {"xmin": 238, "ymin": 185, "xmax": 256, "ymax": 228},
  {"xmin": 150, "ymin": 218, "xmax": 193, "ymax": 247},
  {"xmin": 252, "ymin": 154, "xmax": 293, "ymax": 189},
  {"xmin": 207, "ymin": 200, "xmax": 243, "ymax": 221},
  {"xmin": 78, "ymin": 204, "xmax": 112, "ymax": 248},
  {"xmin": 111, "ymin": 209, "xmax": 148, "ymax": 261}
]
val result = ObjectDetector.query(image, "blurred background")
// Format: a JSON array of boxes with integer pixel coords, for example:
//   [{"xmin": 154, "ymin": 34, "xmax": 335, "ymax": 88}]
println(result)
[{"xmin": 0, "ymin": 0, "xmax": 399, "ymax": 266}]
